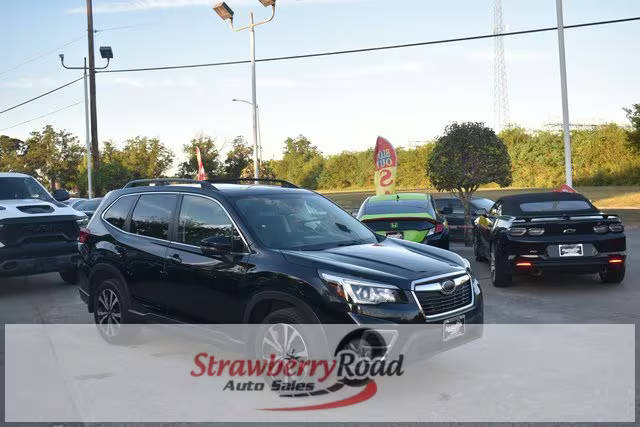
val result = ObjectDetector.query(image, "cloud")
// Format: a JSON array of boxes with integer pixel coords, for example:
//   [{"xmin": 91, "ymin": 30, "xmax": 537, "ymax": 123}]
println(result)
[
  {"xmin": 1, "ymin": 77, "xmax": 57, "ymax": 88},
  {"xmin": 66, "ymin": 0, "xmax": 369, "ymax": 14}
]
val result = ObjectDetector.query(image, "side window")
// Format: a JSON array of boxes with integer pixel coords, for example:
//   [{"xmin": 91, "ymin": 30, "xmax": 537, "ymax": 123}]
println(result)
[
  {"xmin": 130, "ymin": 194, "xmax": 177, "ymax": 240},
  {"xmin": 178, "ymin": 195, "xmax": 238, "ymax": 246},
  {"xmin": 103, "ymin": 195, "xmax": 136, "ymax": 230},
  {"xmin": 489, "ymin": 202, "xmax": 502, "ymax": 217}
]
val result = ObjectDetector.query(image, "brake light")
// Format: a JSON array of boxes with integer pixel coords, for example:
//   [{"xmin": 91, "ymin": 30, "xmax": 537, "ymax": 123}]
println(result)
[
  {"xmin": 435, "ymin": 222, "xmax": 444, "ymax": 233},
  {"xmin": 78, "ymin": 228, "xmax": 90, "ymax": 243},
  {"xmin": 593, "ymin": 225, "xmax": 608, "ymax": 234}
]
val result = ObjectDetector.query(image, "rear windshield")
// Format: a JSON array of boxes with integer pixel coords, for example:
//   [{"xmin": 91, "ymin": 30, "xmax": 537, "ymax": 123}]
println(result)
[
  {"xmin": 0, "ymin": 177, "xmax": 53, "ymax": 202},
  {"xmin": 364, "ymin": 199, "xmax": 436, "ymax": 216},
  {"xmin": 519, "ymin": 200, "xmax": 593, "ymax": 213},
  {"xmin": 77, "ymin": 199, "xmax": 102, "ymax": 210}
]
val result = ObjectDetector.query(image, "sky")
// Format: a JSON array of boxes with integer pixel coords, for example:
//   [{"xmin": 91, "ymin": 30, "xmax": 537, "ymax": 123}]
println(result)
[{"xmin": 1, "ymin": 0, "xmax": 640, "ymax": 169}]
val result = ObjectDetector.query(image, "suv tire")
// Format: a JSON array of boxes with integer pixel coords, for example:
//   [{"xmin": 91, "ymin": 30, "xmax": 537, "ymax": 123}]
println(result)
[
  {"xmin": 59, "ymin": 269, "xmax": 78, "ymax": 285},
  {"xmin": 491, "ymin": 243, "xmax": 512, "ymax": 287},
  {"xmin": 599, "ymin": 265, "xmax": 625, "ymax": 284},
  {"xmin": 93, "ymin": 277, "xmax": 138, "ymax": 343}
]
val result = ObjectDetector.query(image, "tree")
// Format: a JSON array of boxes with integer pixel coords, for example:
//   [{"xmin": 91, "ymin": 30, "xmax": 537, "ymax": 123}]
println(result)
[
  {"xmin": 427, "ymin": 122, "xmax": 512, "ymax": 245},
  {"xmin": 119, "ymin": 136, "xmax": 174, "ymax": 180},
  {"xmin": 223, "ymin": 136, "xmax": 252, "ymax": 178},
  {"xmin": 624, "ymin": 104, "xmax": 640, "ymax": 152},
  {"xmin": 277, "ymin": 135, "xmax": 325, "ymax": 189},
  {"xmin": 178, "ymin": 135, "xmax": 222, "ymax": 178}
]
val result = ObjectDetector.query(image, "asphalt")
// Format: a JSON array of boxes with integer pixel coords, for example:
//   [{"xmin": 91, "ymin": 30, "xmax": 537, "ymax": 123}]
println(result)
[{"xmin": 0, "ymin": 228, "xmax": 638, "ymax": 422}]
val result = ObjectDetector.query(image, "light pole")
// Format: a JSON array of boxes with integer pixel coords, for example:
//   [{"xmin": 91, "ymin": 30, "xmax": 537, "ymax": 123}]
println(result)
[
  {"xmin": 59, "ymin": 46, "xmax": 113, "ymax": 198},
  {"xmin": 232, "ymin": 98, "xmax": 263, "ymax": 169},
  {"xmin": 213, "ymin": 1, "xmax": 276, "ymax": 180},
  {"xmin": 555, "ymin": 0, "xmax": 573, "ymax": 187}
]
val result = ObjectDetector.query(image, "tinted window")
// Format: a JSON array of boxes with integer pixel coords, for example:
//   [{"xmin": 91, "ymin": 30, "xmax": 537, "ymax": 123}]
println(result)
[
  {"xmin": 434, "ymin": 198, "xmax": 464, "ymax": 214},
  {"xmin": 233, "ymin": 193, "xmax": 377, "ymax": 250},
  {"xmin": 130, "ymin": 194, "xmax": 177, "ymax": 240},
  {"xmin": 103, "ymin": 196, "xmax": 136, "ymax": 230},
  {"xmin": 0, "ymin": 177, "xmax": 52, "ymax": 201},
  {"xmin": 77, "ymin": 198, "xmax": 102, "ymax": 210},
  {"xmin": 520, "ymin": 200, "xmax": 593, "ymax": 213},
  {"xmin": 178, "ymin": 196, "xmax": 238, "ymax": 246},
  {"xmin": 472, "ymin": 198, "xmax": 494, "ymax": 211},
  {"xmin": 363, "ymin": 198, "xmax": 436, "ymax": 216}
]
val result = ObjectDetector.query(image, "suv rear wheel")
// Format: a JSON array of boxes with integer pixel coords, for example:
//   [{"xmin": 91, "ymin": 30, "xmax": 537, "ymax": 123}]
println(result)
[
  {"xmin": 93, "ymin": 278, "xmax": 137, "ymax": 343},
  {"xmin": 599, "ymin": 265, "xmax": 625, "ymax": 284},
  {"xmin": 491, "ymin": 243, "xmax": 512, "ymax": 287}
]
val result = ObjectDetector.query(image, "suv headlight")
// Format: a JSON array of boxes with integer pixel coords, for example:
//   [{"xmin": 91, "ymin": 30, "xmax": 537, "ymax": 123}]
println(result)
[{"xmin": 319, "ymin": 272, "xmax": 405, "ymax": 305}]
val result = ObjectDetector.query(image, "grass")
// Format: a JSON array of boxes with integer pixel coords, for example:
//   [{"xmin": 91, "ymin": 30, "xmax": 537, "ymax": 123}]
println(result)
[{"xmin": 321, "ymin": 186, "xmax": 640, "ymax": 225}]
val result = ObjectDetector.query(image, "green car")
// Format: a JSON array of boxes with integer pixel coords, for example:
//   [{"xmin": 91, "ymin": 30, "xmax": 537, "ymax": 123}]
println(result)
[{"xmin": 356, "ymin": 193, "xmax": 450, "ymax": 250}]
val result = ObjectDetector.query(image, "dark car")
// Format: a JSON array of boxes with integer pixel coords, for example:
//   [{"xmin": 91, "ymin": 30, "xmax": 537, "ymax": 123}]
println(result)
[
  {"xmin": 473, "ymin": 192, "xmax": 626, "ymax": 287},
  {"xmin": 434, "ymin": 197, "xmax": 494, "ymax": 241},
  {"xmin": 77, "ymin": 178, "xmax": 482, "ymax": 345},
  {"xmin": 73, "ymin": 198, "xmax": 103, "ymax": 219},
  {"xmin": 356, "ymin": 193, "xmax": 450, "ymax": 250}
]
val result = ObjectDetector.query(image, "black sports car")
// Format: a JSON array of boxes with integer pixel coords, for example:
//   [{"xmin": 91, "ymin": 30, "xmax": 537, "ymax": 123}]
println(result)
[{"xmin": 473, "ymin": 192, "xmax": 626, "ymax": 286}]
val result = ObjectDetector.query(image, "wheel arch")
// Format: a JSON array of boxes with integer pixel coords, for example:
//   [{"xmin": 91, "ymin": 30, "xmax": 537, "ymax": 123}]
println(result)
[
  {"xmin": 87, "ymin": 263, "xmax": 130, "ymax": 312},
  {"xmin": 243, "ymin": 290, "xmax": 321, "ymax": 324}
]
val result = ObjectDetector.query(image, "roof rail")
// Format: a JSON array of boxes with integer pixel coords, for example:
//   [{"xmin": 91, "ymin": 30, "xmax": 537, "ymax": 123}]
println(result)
[
  {"xmin": 207, "ymin": 178, "xmax": 299, "ymax": 188},
  {"xmin": 123, "ymin": 178, "xmax": 217, "ymax": 190}
]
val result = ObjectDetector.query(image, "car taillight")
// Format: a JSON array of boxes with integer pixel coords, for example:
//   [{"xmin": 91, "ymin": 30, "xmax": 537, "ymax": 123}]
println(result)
[
  {"xmin": 527, "ymin": 227, "xmax": 545, "ymax": 236},
  {"xmin": 593, "ymin": 225, "xmax": 609, "ymax": 234},
  {"xmin": 609, "ymin": 223, "xmax": 624, "ymax": 233},
  {"xmin": 435, "ymin": 222, "xmax": 444, "ymax": 233},
  {"xmin": 608, "ymin": 256, "xmax": 624, "ymax": 264},
  {"xmin": 509, "ymin": 227, "xmax": 527, "ymax": 236},
  {"xmin": 78, "ymin": 228, "xmax": 90, "ymax": 243}
]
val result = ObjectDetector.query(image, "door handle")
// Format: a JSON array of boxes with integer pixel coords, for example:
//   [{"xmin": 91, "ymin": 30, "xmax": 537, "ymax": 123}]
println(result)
[{"xmin": 167, "ymin": 253, "xmax": 182, "ymax": 264}]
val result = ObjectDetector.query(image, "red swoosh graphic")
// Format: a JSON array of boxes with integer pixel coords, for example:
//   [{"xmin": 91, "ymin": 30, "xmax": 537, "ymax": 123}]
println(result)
[{"xmin": 260, "ymin": 380, "xmax": 377, "ymax": 412}]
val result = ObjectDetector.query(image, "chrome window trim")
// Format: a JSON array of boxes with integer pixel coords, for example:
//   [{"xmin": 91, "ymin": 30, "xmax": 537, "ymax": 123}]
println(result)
[
  {"xmin": 100, "ymin": 191, "xmax": 251, "ymax": 253},
  {"xmin": 411, "ymin": 271, "xmax": 475, "ymax": 321}
]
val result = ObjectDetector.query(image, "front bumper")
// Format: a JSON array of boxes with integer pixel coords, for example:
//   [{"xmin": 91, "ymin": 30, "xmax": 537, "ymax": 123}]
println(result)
[{"xmin": 0, "ymin": 252, "xmax": 79, "ymax": 277}]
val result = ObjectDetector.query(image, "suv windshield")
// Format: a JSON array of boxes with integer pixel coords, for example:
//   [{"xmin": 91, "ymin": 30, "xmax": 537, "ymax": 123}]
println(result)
[
  {"xmin": 232, "ymin": 193, "xmax": 378, "ymax": 250},
  {"xmin": 0, "ymin": 177, "xmax": 53, "ymax": 201}
]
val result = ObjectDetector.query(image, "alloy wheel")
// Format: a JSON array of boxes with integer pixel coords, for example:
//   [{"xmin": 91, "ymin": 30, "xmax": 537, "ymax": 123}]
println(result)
[
  {"xmin": 261, "ymin": 323, "xmax": 310, "ymax": 382},
  {"xmin": 96, "ymin": 288, "xmax": 122, "ymax": 337}
]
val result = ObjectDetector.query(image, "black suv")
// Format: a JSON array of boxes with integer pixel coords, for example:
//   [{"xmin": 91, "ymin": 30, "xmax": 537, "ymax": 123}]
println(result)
[{"xmin": 78, "ymin": 179, "xmax": 483, "ymax": 329}]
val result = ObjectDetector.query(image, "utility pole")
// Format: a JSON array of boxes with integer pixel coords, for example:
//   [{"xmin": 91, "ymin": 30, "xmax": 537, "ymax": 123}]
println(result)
[
  {"xmin": 555, "ymin": 0, "xmax": 573, "ymax": 187},
  {"xmin": 86, "ymin": 0, "xmax": 99, "ymax": 170}
]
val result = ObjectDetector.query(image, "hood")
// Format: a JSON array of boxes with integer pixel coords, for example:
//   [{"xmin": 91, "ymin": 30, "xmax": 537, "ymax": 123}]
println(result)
[
  {"xmin": 0, "ymin": 199, "xmax": 83, "ymax": 220},
  {"xmin": 281, "ymin": 238, "xmax": 466, "ymax": 290}
]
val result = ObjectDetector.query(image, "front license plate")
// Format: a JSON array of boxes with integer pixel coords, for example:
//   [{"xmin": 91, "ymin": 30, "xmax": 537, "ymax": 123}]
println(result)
[
  {"xmin": 386, "ymin": 232, "xmax": 404, "ymax": 240},
  {"xmin": 559, "ymin": 243, "xmax": 584, "ymax": 257},
  {"xmin": 443, "ymin": 316, "xmax": 465, "ymax": 341}
]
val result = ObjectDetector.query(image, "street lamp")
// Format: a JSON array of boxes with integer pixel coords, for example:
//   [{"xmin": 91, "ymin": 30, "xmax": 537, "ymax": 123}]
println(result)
[
  {"xmin": 213, "ymin": 1, "xmax": 276, "ymax": 180},
  {"xmin": 59, "ymin": 46, "xmax": 113, "ymax": 198},
  {"xmin": 232, "ymin": 99, "xmax": 263, "ymax": 169}
]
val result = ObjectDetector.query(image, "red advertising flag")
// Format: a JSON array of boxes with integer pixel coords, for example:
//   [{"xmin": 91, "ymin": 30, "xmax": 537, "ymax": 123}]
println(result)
[
  {"xmin": 196, "ymin": 146, "xmax": 207, "ymax": 181},
  {"xmin": 373, "ymin": 136, "xmax": 398, "ymax": 195},
  {"xmin": 553, "ymin": 184, "xmax": 577, "ymax": 193}
]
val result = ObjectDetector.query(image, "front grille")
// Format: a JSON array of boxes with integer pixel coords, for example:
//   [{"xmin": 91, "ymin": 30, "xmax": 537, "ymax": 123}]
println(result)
[
  {"xmin": 414, "ymin": 281, "xmax": 472, "ymax": 317},
  {"xmin": 0, "ymin": 220, "xmax": 79, "ymax": 246}
]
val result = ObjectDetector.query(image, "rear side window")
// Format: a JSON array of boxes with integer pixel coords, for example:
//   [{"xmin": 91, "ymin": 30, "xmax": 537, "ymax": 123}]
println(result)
[
  {"xmin": 130, "ymin": 194, "xmax": 177, "ymax": 240},
  {"xmin": 178, "ymin": 195, "xmax": 237, "ymax": 246},
  {"xmin": 434, "ymin": 198, "xmax": 464, "ymax": 213},
  {"xmin": 103, "ymin": 195, "xmax": 136, "ymax": 230}
]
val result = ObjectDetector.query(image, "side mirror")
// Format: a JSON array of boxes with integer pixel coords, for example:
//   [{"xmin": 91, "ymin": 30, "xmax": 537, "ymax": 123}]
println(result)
[
  {"xmin": 52, "ymin": 189, "xmax": 70, "ymax": 202},
  {"xmin": 475, "ymin": 208, "xmax": 488, "ymax": 217},
  {"xmin": 441, "ymin": 206, "xmax": 453, "ymax": 215},
  {"xmin": 200, "ymin": 235, "xmax": 233, "ymax": 254}
]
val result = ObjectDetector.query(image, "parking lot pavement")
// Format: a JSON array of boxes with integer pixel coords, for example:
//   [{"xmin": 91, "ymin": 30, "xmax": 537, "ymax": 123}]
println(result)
[{"xmin": 0, "ymin": 229, "xmax": 638, "ymax": 420}]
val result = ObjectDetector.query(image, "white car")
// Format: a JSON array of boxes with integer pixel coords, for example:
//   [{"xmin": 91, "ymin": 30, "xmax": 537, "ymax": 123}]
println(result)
[{"xmin": 0, "ymin": 172, "xmax": 87, "ymax": 283}]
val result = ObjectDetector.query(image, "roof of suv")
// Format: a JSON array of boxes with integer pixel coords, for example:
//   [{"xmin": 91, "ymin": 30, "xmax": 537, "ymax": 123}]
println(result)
[
  {"xmin": 116, "ymin": 183, "xmax": 311, "ymax": 198},
  {"xmin": 0, "ymin": 172, "xmax": 30, "ymax": 178}
]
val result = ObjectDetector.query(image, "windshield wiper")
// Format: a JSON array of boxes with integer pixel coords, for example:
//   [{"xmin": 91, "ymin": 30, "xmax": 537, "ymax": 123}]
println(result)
[{"xmin": 335, "ymin": 240, "xmax": 367, "ymax": 247}]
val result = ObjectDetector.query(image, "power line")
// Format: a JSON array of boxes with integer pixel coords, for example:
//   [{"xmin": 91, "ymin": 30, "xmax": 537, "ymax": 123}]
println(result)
[
  {"xmin": 98, "ymin": 15, "xmax": 640, "ymax": 74},
  {"xmin": 0, "ymin": 77, "xmax": 83, "ymax": 115},
  {"xmin": 0, "ymin": 35, "xmax": 85, "ymax": 79},
  {"xmin": 0, "ymin": 101, "xmax": 82, "ymax": 132}
]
